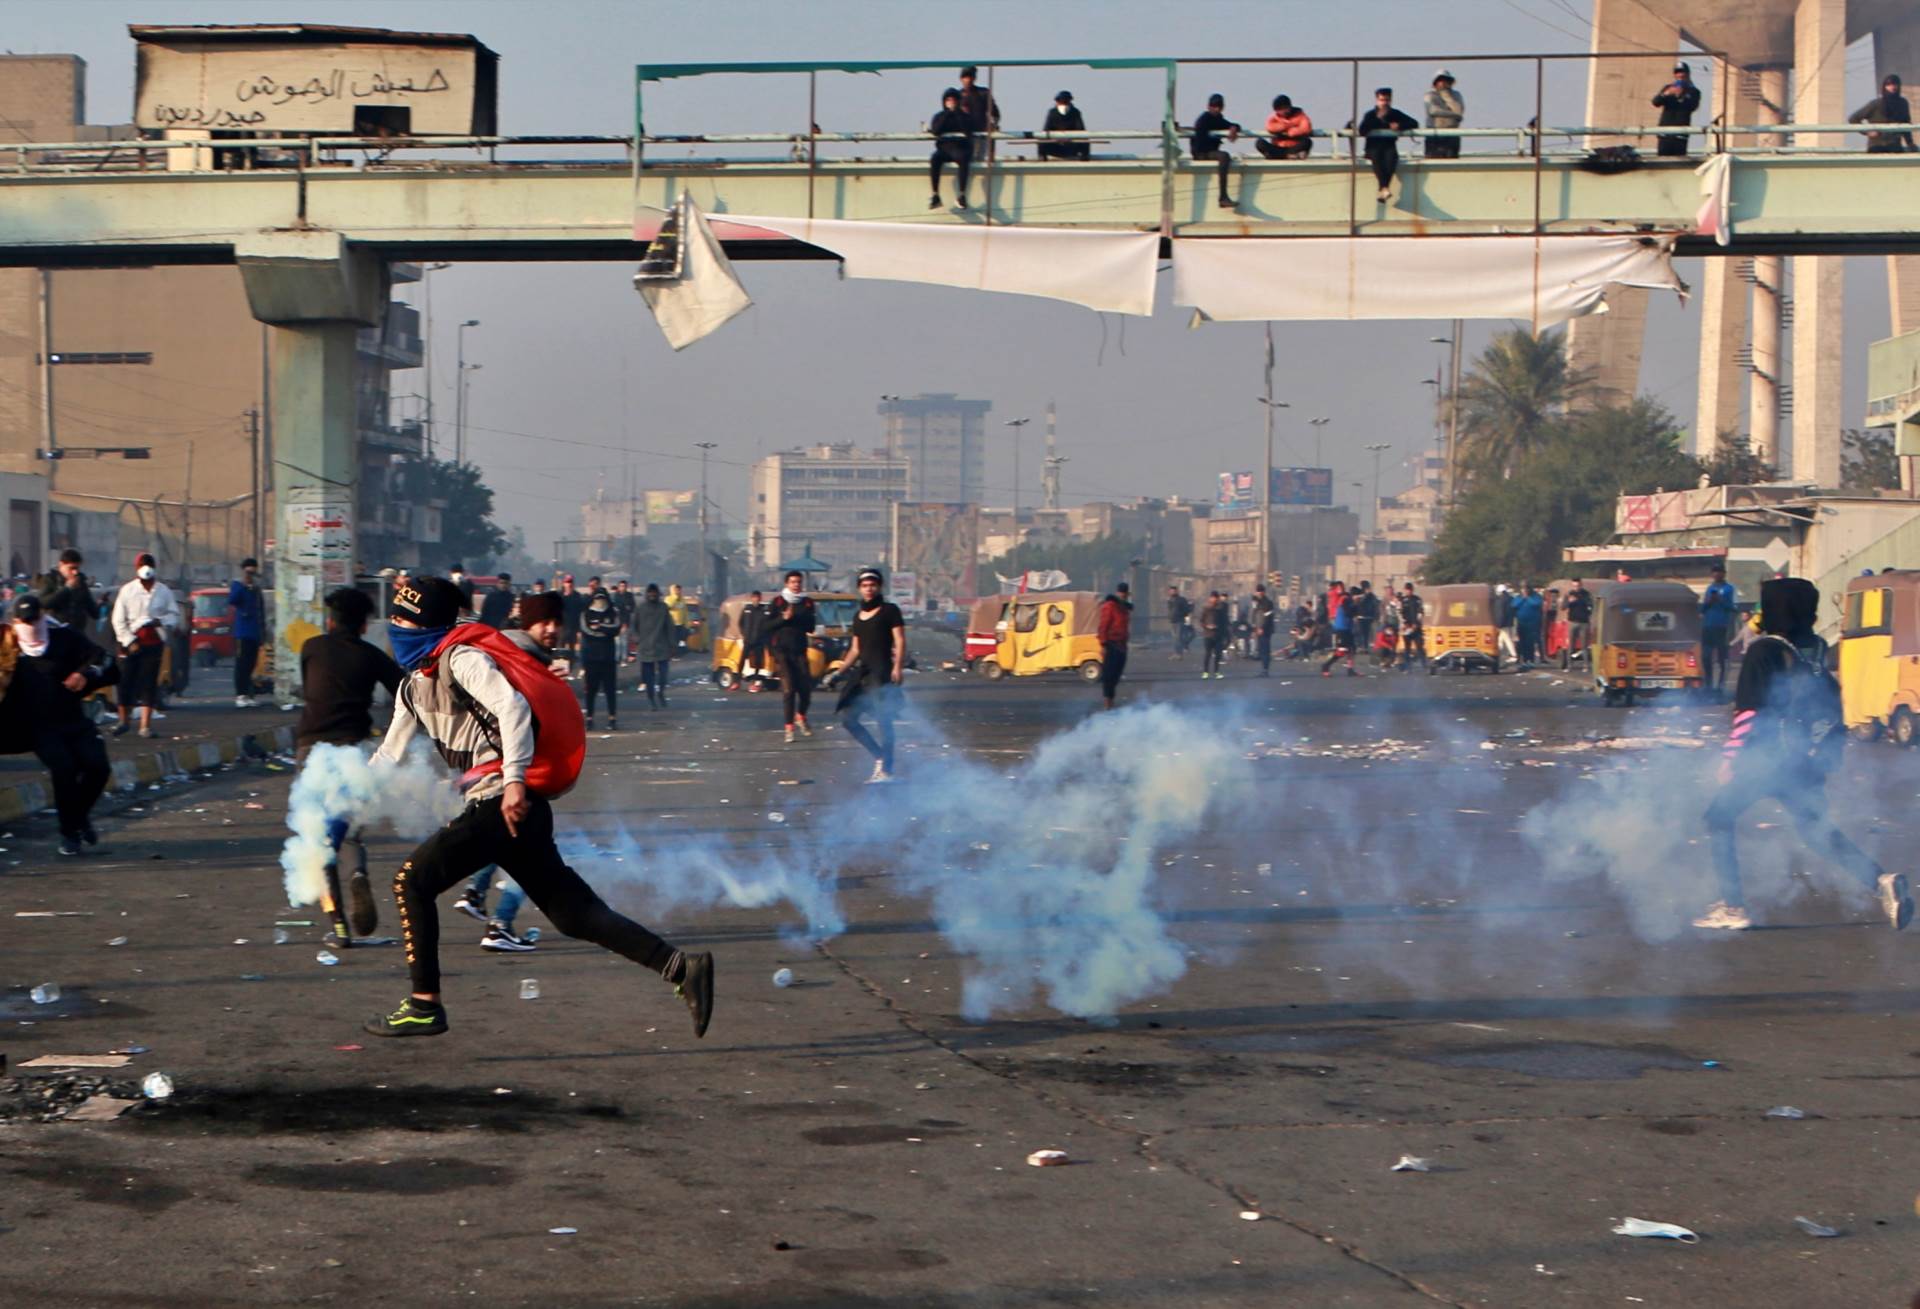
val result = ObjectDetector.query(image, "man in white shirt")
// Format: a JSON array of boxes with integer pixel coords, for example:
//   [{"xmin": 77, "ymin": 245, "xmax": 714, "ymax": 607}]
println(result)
[{"xmin": 110, "ymin": 551, "xmax": 180, "ymax": 739}]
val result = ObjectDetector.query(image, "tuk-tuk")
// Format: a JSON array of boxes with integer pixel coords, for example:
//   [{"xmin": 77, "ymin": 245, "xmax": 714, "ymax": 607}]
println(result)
[
  {"xmin": 1426, "ymin": 583, "xmax": 1501, "ymax": 673},
  {"xmin": 1589, "ymin": 580, "xmax": 1702, "ymax": 706},
  {"xmin": 708, "ymin": 591, "xmax": 857, "ymax": 688},
  {"xmin": 1839, "ymin": 570, "xmax": 1920, "ymax": 744},
  {"xmin": 965, "ymin": 597, "xmax": 1008, "ymax": 673},
  {"xmin": 981, "ymin": 591, "xmax": 1105, "ymax": 681}
]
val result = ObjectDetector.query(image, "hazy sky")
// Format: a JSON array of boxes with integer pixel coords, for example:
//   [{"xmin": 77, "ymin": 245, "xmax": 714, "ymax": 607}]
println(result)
[{"xmin": 9, "ymin": 0, "xmax": 1898, "ymax": 556}]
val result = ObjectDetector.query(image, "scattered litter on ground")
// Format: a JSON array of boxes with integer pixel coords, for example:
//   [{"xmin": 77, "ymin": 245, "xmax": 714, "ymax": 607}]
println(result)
[
  {"xmin": 140, "ymin": 1073, "xmax": 174, "ymax": 1101},
  {"xmin": 772, "ymin": 968, "xmax": 794, "ymax": 988},
  {"xmin": 548, "ymin": 1227, "xmax": 577, "ymax": 1235},
  {"xmin": 1237, "ymin": 1210, "xmax": 1261, "ymax": 1221},
  {"xmin": 519, "ymin": 979, "xmax": 541, "ymax": 1000},
  {"xmin": 19, "ymin": 1054, "xmax": 130, "ymax": 1069},
  {"xmin": 106, "ymin": 936, "xmax": 128, "ymax": 947},
  {"xmin": 64, "ymin": 1095, "xmax": 137, "ymax": 1122},
  {"xmin": 1791, "ymin": 1216, "xmax": 1840, "ymax": 1238},
  {"xmin": 1765, "ymin": 1105, "xmax": 1807, "ymax": 1119},
  {"xmin": 334, "ymin": 1044, "xmax": 362, "ymax": 1052},
  {"xmin": 29, "ymin": 984, "xmax": 61, "ymax": 1004},
  {"xmin": 1612, "ymin": 1218, "xmax": 1698, "ymax": 1242},
  {"xmin": 1026, "ymin": 1149, "xmax": 1070, "ymax": 1167},
  {"xmin": 1391, "ymin": 1155, "xmax": 1431, "ymax": 1173},
  {"xmin": 314, "ymin": 950, "xmax": 339, "ymax": 966},
  {"xmin": 15, "ymin": 911, "xmax": 92, "ymax": 918}
]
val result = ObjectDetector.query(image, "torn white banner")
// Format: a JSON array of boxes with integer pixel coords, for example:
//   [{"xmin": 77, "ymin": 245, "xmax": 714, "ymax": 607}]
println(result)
[
  {"xmin": 713, "ymin": 215, "xmax": 1159, "ymax": 316},
  {"xmin": 1172, "ymin": 234, "xmax": 1680, "ymax": 327},
  {"xmin": 635, "ymin": 195, "xmax": 752, "ymax": 350},
  {"xmin": 1694, "ymin": 153, "xmax": 1732, "ymax": 248}
]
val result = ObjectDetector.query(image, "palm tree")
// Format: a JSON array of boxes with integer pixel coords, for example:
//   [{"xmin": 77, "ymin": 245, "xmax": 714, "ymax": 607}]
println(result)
[{"xmin": 1453, "ymin": 327, "xmax": 1589, "ymax": 481}]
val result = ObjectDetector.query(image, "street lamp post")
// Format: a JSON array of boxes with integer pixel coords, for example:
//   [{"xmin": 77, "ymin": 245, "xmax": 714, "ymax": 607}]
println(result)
[
  {"xmin": 1429, "ymin": 324, "xmax": 1463, "ymax": 509},
  {"xmin": 1364, "ymin": 442, "xmax": 1392, "ymax": 535},
  {"xmin": 1003, "ymin": 418, "xmax": 1030, "ymax": 529},
  {"xmin": 454, "ymin": 318, "xmax": 480, "ymax": 465},
  {"xmin": 695, "ymin": 441, "xmax": 718, "ymax": 596},
  {"xmin": 1308, "ymin": 416, "xmax": 1330, "ymax": 585},
  {"xmin": 1255, "ymin": 393, "xmax": 1290, "ymax": 579}
]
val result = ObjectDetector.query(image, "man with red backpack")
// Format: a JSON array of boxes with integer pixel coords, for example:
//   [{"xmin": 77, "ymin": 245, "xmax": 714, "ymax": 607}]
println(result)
[{"xmin": 364, "ymin": 577, "xmax": 714, "ymax": 1038}]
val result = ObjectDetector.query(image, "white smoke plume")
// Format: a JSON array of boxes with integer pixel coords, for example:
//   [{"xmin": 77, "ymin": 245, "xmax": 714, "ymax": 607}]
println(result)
[{"xmin": 279, "ymin": 742, "xmax": 464, "ymax": 906}]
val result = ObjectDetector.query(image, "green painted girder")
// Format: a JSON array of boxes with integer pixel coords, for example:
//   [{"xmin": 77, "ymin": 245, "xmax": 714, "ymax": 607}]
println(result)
[{"xmin": 1, "ymin": 152, "xmax": 1917, "ymax": 267}]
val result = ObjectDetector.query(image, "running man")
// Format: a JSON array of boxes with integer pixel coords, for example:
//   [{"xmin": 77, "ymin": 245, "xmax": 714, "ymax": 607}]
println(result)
[
  {"xmin": 365, "ymin": 577, "xmax": 713, "ymax": 1038},
  {"xmin": 1693, "ymin": 577, "xmax": 1912, "ymax": 932},
  {"xmin": 10, "ymin": 594, "xmax": 113, "ymax": 858},
  {"xmin": 1321, "ymin": 585, "xmax": 1358, "ymax": 676},
  {"xmin": 296, "ymin": 586, "xmax": 403, "ymax": 947},
  {"xmin": 837, "ymin": 567, "xmax": 906, "ymax": 783}
]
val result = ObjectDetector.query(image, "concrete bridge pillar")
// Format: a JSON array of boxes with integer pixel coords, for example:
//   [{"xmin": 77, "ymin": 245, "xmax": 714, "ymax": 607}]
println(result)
[
  {"xmin": 1791, "ymin": 0, "xmax": 1846, "ymax": 487},
  {"xmin": 235, "ymin": 232, "xmax": 386, "ymax": 682},
  {"xmin": 1567, "ymin": 0, "xmax": 1681, "ymax": 407}
]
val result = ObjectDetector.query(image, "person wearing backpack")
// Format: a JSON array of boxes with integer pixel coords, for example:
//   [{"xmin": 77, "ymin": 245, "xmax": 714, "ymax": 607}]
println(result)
[
  {"xmin": 1693, "ymin": 577, "xmax": 1912, "ymax": 932},
  {"xmin": 363, "ymin": 576, "xmax": 714, "ymax": 1038}
]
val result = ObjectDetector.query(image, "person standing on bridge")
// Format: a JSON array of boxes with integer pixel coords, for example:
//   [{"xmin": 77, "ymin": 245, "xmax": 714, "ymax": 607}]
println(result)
[
  {"xmin": 1651, "ymin": 63, "xmax": 1700, "ymax": 159},
  {"xmin": 1256, "ymin": 95, "xmax": 1313, "ymax": 160},
  {"xmin": 1357, "ymin": 88, "xmax": 1419, "ymax": 203},
  {"xmin": 1423, "ymin": 70, "xmax": 1465, "ymax": 159},
  {"xmin": 929, "ymin": 88, "xmax": 974, "ymax": 210},
  {"xmin": 1850, "ymin": 74, "xmax": 1915, "ymax": 153},
  {"xmin": 1191, "ymin": 94, "xmax": 1240, "ymax": 210},
  {"xmin": 957, "ymin": 65, "xmax": 1000, "ymax": 158},
  {"xmin": 1039, "ymin": 90, "xmax": 1090, "ymax": 161}
]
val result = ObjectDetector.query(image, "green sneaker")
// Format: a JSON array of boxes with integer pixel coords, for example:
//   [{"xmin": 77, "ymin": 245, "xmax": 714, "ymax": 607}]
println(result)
[
  {"xmin": 364, "ymin": 997, "xmax": 448, "ymax": 1038},
  {"xmin": 675, "ymin": 952, "xmax": 714, "ymax": 1039}
]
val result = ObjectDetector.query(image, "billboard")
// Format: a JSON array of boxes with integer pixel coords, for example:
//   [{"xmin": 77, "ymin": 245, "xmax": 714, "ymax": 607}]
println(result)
[
  {"xmin": 1219, "ymin": 468, "xmax": 1334, "ymax": 508},
  {"xmin": 890, "ymin": 502, "xmax": 978, "ymax": 604},
  {"xmin": 644, "ymin": 489, "xmax": 698, "ymax": 525}
]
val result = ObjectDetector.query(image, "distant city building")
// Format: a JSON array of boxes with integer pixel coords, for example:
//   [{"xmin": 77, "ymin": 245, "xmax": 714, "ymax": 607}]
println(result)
[
  {"xmin": 750, "ymin": 443, "xmax": 909, "ymax": 575},
  {"xmin": 878, "ymin": 393, "xmax": 990, "ymax": 504},
  {"xmin": 1336, "ymin": 447, "xmax": 1444, "ymax": 590}
]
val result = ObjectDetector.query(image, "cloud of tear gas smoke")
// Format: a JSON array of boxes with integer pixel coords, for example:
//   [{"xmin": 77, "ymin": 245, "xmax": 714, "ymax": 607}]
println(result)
[
  {"xmin": 558, "ymin": 699, "xmax": 1249, "ymax": 1022},
  {"xmin": 889, "ymin": 701, "xmax": 1251, "ymax": 1020},
  {"xmin": 555, "ymin": 818, "xmax": 848, "ymax": 940},
  {"xmin": 279, "ymin": 743, "xmax": 464, "ymax": 907}
]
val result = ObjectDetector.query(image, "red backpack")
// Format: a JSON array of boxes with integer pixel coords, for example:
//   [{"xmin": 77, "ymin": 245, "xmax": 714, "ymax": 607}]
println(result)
[{"xmin": 424, "ymin": 625, "xmax": 586, "ymax": 798}]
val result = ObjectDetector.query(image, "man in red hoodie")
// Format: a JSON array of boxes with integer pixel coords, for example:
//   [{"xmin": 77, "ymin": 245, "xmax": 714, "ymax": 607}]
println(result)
[
  {"xmin": 1096, "ymin": 581, "xmax": 1132, "ymax": 710},
  {"xmin": 1256, "ymin": 95, "xmax": 1313, "ymax": 159}
]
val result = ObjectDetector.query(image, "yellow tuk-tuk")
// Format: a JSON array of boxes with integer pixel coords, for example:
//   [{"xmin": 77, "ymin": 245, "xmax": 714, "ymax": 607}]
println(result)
[
  {"xmin": 708, "ymin": 592, "xmax": 856, "ymax": 688},
  {"xmin": 1426, "ymin": 583, "xmax": 1501, "ymax": 674},
  {"xmin": 982, "ymin": 591, "xmax": 1105, "ymax": 681},
  {"xmin": 1589, "ymin": 580, "xmax": 1702, "ymax": 706},
  {"xmin": 1839, "ymin": 570, "xmax": 1920, "ymax": 744}
]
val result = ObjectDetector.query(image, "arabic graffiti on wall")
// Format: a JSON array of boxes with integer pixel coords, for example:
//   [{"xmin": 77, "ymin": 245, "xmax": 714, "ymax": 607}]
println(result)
[{"xmin": 137, "ymin": 45, "xmax": 474, "ymax": 133}]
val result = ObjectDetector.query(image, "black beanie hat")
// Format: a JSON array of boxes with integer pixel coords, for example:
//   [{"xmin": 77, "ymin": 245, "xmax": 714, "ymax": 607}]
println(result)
[
  {"xmin": 392, "ymin": 576, "xmax": 464, "ymax": 629},
  {"xmin": 517, "ymin": 591, "xmax": 565, "ymax": 626}
]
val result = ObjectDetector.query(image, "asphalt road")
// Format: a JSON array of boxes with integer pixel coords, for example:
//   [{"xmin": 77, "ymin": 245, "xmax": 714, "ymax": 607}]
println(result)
[{"xmin": 4, "ymin": 642, "xmax": 1920, "ymax": 1307}]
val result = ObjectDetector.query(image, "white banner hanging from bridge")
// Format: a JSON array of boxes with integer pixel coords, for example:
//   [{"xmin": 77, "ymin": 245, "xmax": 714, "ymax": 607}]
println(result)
[
  {"xmin": 715, "ymin": 215, "xmax": 1159, "ymax": 317},
  {"xmin": 1171, "ymin": 235, "xmax": 1680, "ymax": 327},
  {"xmin": 634, "ymin": 195, "xmax": 753, "ymax": 350}
]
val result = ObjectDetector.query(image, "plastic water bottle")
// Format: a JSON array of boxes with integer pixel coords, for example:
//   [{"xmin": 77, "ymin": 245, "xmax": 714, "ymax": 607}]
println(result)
[
  {"xmin": 523, "ymin": 928, "xmax": 541, "ymax": 943},
  {"xmin": 772, "ymin": 968, "xmax": 794, "ymax": 988},
  {"xmin": 315, "ymin": 950, "xmax": 339, "ymax": 966},
  {"xmin": 519, "ymin": 979, "xmax": 540, "ymax": 1000},
  {"xmin": 30, "ymin": 983, "xmax": 60, "ymax": 1004},
  {"xmin": 273, "ymin": 927, "xmax": 290, "ymax": 945},
  {"xmin": 140, "ymin": 1072, "xmax": 174, "ymax": 1101}
]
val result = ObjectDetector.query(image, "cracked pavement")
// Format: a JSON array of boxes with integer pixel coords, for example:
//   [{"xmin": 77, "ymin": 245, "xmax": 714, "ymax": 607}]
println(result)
[{"xmin": 4, "ymin": 646, "xmax": 1919, "ymax": 1306}]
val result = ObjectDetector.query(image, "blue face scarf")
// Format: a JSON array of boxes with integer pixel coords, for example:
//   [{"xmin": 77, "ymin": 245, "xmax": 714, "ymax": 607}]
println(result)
[{"xmin": 389, "ymin": 623, "xmax": 454, "ymax": 671}]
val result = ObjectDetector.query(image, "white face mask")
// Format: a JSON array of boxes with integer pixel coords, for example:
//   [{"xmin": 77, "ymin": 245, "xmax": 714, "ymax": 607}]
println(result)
[
  {"xmin": 13, "ymin": 619, "xmax": 47, "ymax": 657},
  {"xmin": 136, "ymin": 565, "xmax": 155, "ymax": 581}
]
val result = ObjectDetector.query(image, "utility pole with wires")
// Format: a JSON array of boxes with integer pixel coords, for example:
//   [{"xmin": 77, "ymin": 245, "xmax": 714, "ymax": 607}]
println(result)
[
  {"xmin": 695, "ymin": 441, "xmax": 718, "ymax": 597},
  {"xmin": 245, "ymin": 406, "xmax": 262, "ymax": 561},
  {"xmin": 1041, "ymin": 401, "xmax": 1063, "ymax": 512}
]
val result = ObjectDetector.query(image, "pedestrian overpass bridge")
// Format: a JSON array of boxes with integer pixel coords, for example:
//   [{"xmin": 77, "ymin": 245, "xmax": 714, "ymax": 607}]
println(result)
[{"xmin": 2, "ymin": 52, "xmax": 1916, "ymax": 664}]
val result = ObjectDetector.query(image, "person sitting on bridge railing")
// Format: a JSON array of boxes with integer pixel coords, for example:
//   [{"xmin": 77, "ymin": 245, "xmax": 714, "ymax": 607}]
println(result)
[
  {"xmin": 1191, "ymin": 93, "xmax": 1241, "ymax": 211},
  {"xmin": 929, "ymin": 88, "xmax": 973, "ymax": 211},
  {"xmin": 1651, "ymin": 62, "xmax": 1700, "ymax": 159},
  {"xmin": 1039, "ymin": 90, "xmax": 1090, "ymax": 161},
  {"xmin": 1256, "ymin": 95, "xmax": 1313, "ymax": 160},
  {"xmin": 1357, "ymin": 88, "xmax": 1418, "ymax": 204},
  {"xmin": 1850, "ymin": 74, "xmax": 1915, "ymax": 154},
  {"xmin": 1423, "ymin": 69, "xmax": 1464, "ymax": 159}
]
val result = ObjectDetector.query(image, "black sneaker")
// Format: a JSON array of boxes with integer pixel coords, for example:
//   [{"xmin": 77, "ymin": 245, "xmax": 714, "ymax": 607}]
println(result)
[
  {"xmin": 481, "ymin": 923, "xmax": 537, "ymax": 952},
  {"xmin": 347, "ymin": 870, "xmax": 379, "ymax": 937},
  {"xmin": 57, "ymin": 835, "xmax": 83, "ymax": 857},
  {"xmin": 675, "ymin": 951, "xmax": 715, "ymax": 1039},
  {"xmin": 364, "ymin": 997, "xmax": 448, "ymax": 1037},
  {"xmin": 453, "ymin": 892, "xmax": 490, "ymax": 924},
  {"xmin": 81, "ymin": 821, "xmax": 99, "ymax": 847},
  {"xmin": 110, "ymin": 721, "xmax": 130, "ymax": 737}
]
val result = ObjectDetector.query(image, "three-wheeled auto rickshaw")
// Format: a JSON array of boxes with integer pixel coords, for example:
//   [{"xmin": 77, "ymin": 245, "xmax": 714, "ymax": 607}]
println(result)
[
  {"xmin": 965, "ymin": 597, "xmax": 1008, "ymax": 673},
  {"xmin": 1839, "ymin": 569, "xmax": 1920, "ymax": 744},
  {"xmin": 709, "ymin": 591, "xmax": 856, "ymax": 689},
  {"xmin": 1426, "ymin": 583, "xmax": 1501, "ymax": 673},
  {"xmin": 1589, "ymin": 580, "xmax": 1702, "ymax": 706},
  {"xmin": 979, "ymin": 591, "xmax": 1105, "ymax": 681}
]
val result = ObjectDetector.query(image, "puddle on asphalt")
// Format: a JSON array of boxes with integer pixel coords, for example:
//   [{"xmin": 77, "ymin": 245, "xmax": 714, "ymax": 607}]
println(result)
[
  {"xmin": 1411, "ymin": 1040, "xmax": 1700, "ymax": 1081},
  {"xmin": 130, "ymin": 1083, "xmax": 630, "ymax": 1134},
  {"xmin": 247, "ymin": 1159, "xmax": 515, "ymax": 1194}
]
